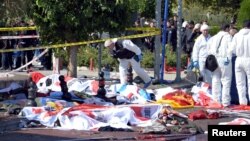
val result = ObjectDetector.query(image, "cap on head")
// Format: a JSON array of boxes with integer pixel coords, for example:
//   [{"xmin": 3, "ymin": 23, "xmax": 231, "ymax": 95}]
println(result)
[
  {"xmin": 200, "ymin": 24, "xmax": 209, "ymax": 31},
  {"xmin": 104, "ymin": 38, "xmax": 117, "ymax": 47}
]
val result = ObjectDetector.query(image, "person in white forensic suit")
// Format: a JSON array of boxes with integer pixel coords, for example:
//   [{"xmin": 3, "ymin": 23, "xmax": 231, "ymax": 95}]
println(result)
[
  {"xmin": 104, "ymin": 38, "xmax": 152, "ymax": 88},
  {"xmin": 192, "ymin": 24, "xmax": 212, "ymax": 84},
  {"xmin": 208, "ymin": 24, "xmax": 232, "ymax": 107},
  {"xmin": 229, "ymin": 20, "xmax": 250, "ymax": 105}
]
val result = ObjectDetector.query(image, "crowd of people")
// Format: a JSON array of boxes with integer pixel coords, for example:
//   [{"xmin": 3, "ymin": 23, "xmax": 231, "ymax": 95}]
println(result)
[
  {"xmin": 187, "ymin": 20, "xmax": 250, "ymax": 107},
  {"xmin": 0, "ymin": 20, "xmax": 52, "ymax": 71},
  {"xmin": 106, "ymin": 14, "xmax": 250, "ymax": 106}
]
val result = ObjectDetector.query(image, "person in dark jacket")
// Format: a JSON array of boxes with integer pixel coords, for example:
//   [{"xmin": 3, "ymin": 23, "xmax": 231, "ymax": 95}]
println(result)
[
  {"xmin": 0, "ymin": 36, "xmax": 12, "ymax": 70},
  {"xmin": 104, "ymin": 38, "xmax": 152, "ymax": 88},
  {"xmin": 167, "ymin": 19, "xmax": 177, "ymax": 52}
]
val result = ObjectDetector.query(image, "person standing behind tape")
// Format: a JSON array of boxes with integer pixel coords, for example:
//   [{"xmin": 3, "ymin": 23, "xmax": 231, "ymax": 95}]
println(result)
[
  {"xmin": 104, "ymin": 38, "xmax": 152, "ymax": 88},
  {"xmin": 208, "ymin": 24, "xmax": 232, "ymax": 107},
  {"xmin": 0, "ymin": 34, "xmax": 12, "ymax": 70},
  {"xmin": 192, "ymin": 24, "xmax": 212, "ymax": 84},
  {"xmin": 228, "ymin": 20, "xmax": 250, "ymax": 105},
  {"xmin": 22, "ymin": 20, "xmax": 35, "ymax": 70}
]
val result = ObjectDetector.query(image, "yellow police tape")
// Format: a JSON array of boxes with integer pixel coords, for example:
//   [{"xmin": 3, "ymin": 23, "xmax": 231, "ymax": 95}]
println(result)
[
  {"xmin": 0, "ymin": 26, "xmax": 36, "ymax": 31},
  {"xmin": 0, "ymin": 27, "xmax": 160, "ymax": 53}
]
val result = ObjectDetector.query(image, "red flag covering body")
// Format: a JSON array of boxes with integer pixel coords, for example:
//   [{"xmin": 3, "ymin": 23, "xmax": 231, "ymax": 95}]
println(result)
[{"xmin": 157, "ymin": 90, "xmax": 195, "ymax": 109}]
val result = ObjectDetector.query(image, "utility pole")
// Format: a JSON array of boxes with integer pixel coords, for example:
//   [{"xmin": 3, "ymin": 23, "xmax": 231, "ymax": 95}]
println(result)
[
  {"xmin": 98, "ymin": 45, "xmax": 102, "ymax": 73},
  {"xmin": 175, "ymin": 0, "xmax": 182, "ymax": 82},
  {"xmin": 160, "ymin": 0, "xmax": 169, "ymax": 83},
  {"xmin": 154, "ymin": 0, "xmax": 161, "ymax": 82}
]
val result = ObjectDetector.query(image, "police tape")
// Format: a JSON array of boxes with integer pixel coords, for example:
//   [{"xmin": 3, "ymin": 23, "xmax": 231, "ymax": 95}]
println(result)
[
  {"xmin": 0, "ymin": 28, "xmax": 160, "ymax": 53},
  {"xmin": 125, "ymin": 27, "xmax": 160, "ymax": 32},
  {"xmin": 0, "ymin": 35, "xmax": 39, "ymax": 40},
  {"xmin": 0, "ymin": 26, "xmax": 159, "ymax": 32},
  {"xmin": 0, "ymin": 26, "xmax": 36, "ymax": 31}
]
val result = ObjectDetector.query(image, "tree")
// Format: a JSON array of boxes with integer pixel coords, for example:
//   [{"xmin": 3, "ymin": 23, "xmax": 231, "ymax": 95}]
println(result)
[
  {"xmin": 0, "ymin": 0, "xmax": 32, "ymax": 26},
  {"xmin": 31, "ymin": 0, "xmax": 136, "ymax": 77},
  {"xmin": 184, "ymin": 0, "xmax": 242, "ymax": 18},
  {"xmin": 237, "ymin": 0, "xmax": 250, "ymax": 26}
]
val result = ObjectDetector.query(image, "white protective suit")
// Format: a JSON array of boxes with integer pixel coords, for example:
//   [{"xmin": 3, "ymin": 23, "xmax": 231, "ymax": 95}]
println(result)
[
  {"xmin": 209, "ymin": 31, "xmax": 232, "ymax": 106},
  {"xmin": 116, "ymin": 40, "xmax": 151, "ymax": 85},
  {"xmin": 229, "ymin": 28, "xmax": 250, "ymax": 105},
  {"xmin": 192, "ymin": 34, "xmax": 212, "ymax": 84}
]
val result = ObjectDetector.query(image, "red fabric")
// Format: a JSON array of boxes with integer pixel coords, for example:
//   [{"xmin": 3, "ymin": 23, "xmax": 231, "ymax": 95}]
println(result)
[
  {"xmin": 165, "ymin": 65, "xmax": 183, "ymax": 73},
  {"xmin": 188, "ymin": 110, "xmax": 207, "ymax": 120},
  {"xmin": 91, "ymin": 80, "xmax": 99, "ymax": 94},
  {"xmin": 31, "ymin": 71, "xmax": 45, "ymax": 83},
  {"xmin": 230, "ymin": 105, "xmax": 250, "ymax": 110},
  {"xmin": 64, "ymin": 76, "xmax": 73, "ymax": 82},
  {"xmin": 162, "ymin": 90, "xmax": 195, "ymax": 106},
  {"xmin": 196, "ymin": 91, "xmax": 223, "ymax": 109},
  {"xmin": 188, "ymin": 110, "xmax": 220, "ymax": 120}
]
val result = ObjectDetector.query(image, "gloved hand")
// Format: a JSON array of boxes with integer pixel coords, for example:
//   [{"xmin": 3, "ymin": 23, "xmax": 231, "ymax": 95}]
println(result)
[
  {"xmin": 193, "ymin": 61, "xmax": 199, "ymax": 69},
  {"xmin": 111, "ymin": 50, "xmax": 118, "ymax": 58},
  {"xmin": 134, "ymin": 54, "xmax": 143, "ymax": 62},
  {"xmin": 224, "ymin": 57, "xmax": 230, "ymax": 65}
]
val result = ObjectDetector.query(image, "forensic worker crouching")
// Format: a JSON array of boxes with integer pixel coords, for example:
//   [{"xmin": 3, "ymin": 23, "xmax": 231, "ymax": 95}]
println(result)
[{"xmin": 104, "ymin": 38, "xmax": 152, "ymax": 88}]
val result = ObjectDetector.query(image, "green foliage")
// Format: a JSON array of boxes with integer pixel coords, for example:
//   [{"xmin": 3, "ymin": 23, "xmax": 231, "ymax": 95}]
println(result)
[
  {"xmin": 55, "ymin": 48, "xmax": 68, "ymax": 67},
  {"xmin": 31, "ymin": 0, "xmax": 138, "ymax": 76},
  {"xmin": 165, "ymin": 45, "xmax": 176, "ymax": 67},
  {"xmin": 183, "ymin": 5, "xmax": 231, "ymax": 26},
  {"xmin": 237, "ymin": 0, "xmax": 250, "ymax": 27},
  {"xmin": 165, "ymin": 45, "xmax": 188, "ymax": 68},
  {"xmin": 141, "ymin": 50, "xmax": 154, "ymax": 68},
  {"xmin": 77, "ymin": 46, "xmax": 119, "ymax": 70},
  {"xmin": 184, "ymin": 0, "xmax": 241, "ymax": 17},
  {"xmin": 32, "ymin": 0, "xmax": 135, "ymax": 43},
  {"xmin": 101, "ymin": 47, "xmax": 119, "ymax": 70},
  {"xmin": 77, "ymin": 46, "xmax": 98, "ymax": 67},
  {"xmin": 74, "ymin": 45, "xmax": 188, "ymax": 69},
  {"xmin": 77, "ymin": 46, "xmax": 156, "ymax": 70},
  {"xmin": 139, "ymin": 0, "xmax": 155, "ymax": 19},
  {"xmin": 209, "ymin": 26, "xmax": 220, "ymax": 36},
  {"xmin": 0, "ymin": 0, "xmax": 32, "ymax": 26}
]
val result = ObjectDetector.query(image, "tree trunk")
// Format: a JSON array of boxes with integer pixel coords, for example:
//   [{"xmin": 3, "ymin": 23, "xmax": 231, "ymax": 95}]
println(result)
[{"xmin": 67, "ymin": 46, "xmax": 78, "ymax": 77}]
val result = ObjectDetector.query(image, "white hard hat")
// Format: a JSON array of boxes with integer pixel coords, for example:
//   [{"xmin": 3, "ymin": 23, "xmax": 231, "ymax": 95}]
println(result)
[
  {"xmin": 104, "ymin": 38, "xmax": 117, "ymax": 47},
  {"xmin": 182, "ymin": 21, "xmax": 188, "ymax": 28},
  {"xmin": 200, "ymin": 24, "xmax": 209, "ymax": 31}
]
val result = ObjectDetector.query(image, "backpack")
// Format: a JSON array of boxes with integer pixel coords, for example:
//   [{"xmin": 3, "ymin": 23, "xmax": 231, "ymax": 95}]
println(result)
[{"xmin": 205, "ymin": 54, "xmax": 218, "ymax": 72}]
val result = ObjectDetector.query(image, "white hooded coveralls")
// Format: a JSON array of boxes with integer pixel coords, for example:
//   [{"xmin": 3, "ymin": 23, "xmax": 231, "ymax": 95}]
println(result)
[
  {"xmin": 114, "ymin": 40, "xmax": 151, "ymax": 85},
  {"xmin": 209, "ymin": 31, "xmax": 232, "ymax": 106},
  {"xmin": 229, "ymin": 28, "xmax": 250, "ymax": 105},
  {"xmin": 192, "ymin": 34, "xmax": 212, "ymax": 84}
]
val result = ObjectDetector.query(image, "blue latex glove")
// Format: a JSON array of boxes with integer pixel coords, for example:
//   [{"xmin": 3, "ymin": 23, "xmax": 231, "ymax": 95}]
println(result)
[
  {"xmin": 193, "ymin": 61, "xmax": 199, "ymax": 69},
  {"xmin": 134, "ymin": 54, "xmax": 143, "ymax": 62},
  {"xmin": 224, "ymin": 57, "xmax": 230, "ymax": 65}
]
